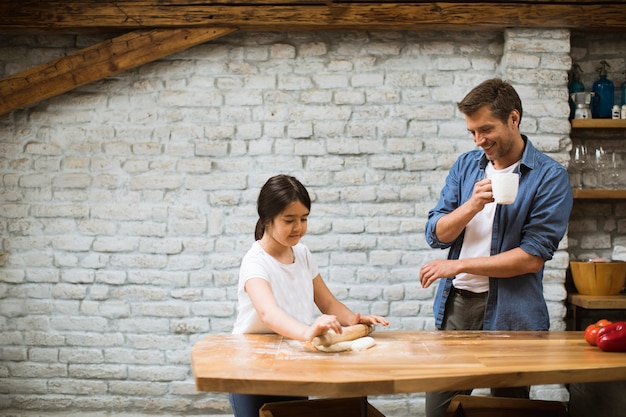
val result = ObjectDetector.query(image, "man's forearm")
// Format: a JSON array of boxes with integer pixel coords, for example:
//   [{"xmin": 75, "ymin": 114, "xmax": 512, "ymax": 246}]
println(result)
[
  {"xmin": 435, "ymin": 200, "xmax": 482, "ymax": 244},
  {"xmin": 457, "ymin": 248, "xmax": 544, "ymax": 278}
]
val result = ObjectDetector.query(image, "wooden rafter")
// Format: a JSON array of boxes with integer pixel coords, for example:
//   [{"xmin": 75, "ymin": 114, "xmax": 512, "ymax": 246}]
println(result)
[
  {"xmin": 2, "ymin": 1, "xmax": 626, "ymax": 33},
  {"xmin": 2, "ymin": 1, "xmax": 626, "ymax": 115},
  {"xmin": 0, "ymin": 27, "xmax": 237, "ymax": 115}
]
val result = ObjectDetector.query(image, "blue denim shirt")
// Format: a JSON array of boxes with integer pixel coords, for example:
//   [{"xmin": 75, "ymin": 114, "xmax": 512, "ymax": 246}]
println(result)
[{"xmin": 425, "ymin": 137, "xmax": 573, "ymax": 331}]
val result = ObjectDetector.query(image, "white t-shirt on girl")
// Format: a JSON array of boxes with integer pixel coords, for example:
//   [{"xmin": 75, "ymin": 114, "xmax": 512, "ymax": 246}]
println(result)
[{"xmin": 232, "ymin": 241, "xmax": 319, "ymax": 334}]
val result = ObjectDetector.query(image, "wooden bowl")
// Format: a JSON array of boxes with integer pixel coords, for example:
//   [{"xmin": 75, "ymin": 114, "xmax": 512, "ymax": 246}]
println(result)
[{"xmin": 570, "ymin": 261, "xmax": 626, "ymax": 296}]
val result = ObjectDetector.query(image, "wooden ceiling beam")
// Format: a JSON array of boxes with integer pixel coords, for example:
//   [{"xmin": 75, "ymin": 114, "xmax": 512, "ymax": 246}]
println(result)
[
  {"xmin": 0, "ymin": 27, "xmax": 237, "ymax": 115},
  {"xmin": 2, "ymin": 1, "xmax": 625, "ymax": 115},
  {"xmin": 1, "ymin": 1, "xmax": 626, "ymax": 34}
]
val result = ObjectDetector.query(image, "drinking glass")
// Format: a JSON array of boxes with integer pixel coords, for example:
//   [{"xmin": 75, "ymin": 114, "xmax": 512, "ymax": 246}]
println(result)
[
  {"xmin": 607, "ymin": 151, "xmax": 620, "ymax": 189},
  {"xmin": 593, "ymin": 146, "xmax": 608, "ymax": 189},
  {"xmin": 570, "ymin": 144, "xmax": 588, "ymax": 189}
]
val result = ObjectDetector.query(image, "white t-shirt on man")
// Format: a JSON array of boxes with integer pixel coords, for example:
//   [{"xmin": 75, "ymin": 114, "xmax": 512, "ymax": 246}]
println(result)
[{"xmin": 453, "ymin": 161, "xmax": 520, "ymax": 293}]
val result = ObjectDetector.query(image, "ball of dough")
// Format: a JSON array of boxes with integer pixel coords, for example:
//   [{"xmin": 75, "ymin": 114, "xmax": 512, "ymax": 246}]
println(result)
[{"xmin": 314, "ymin": 336, "xmax": 375, "ymax": 352}]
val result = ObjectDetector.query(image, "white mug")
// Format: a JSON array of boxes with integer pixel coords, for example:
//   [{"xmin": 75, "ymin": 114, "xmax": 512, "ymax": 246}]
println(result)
[{"xmin": 491, "ymin": 173, "xmax": 519, "ymax": 205}]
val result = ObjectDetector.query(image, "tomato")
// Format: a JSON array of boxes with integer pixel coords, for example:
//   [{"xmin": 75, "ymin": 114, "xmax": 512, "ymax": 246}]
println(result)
[
  {"xmin": 584, "ymin": 324, "xmax": 600, "ymax": 345},
  {"xmin": 584, "ymin": 319, "xmax": 612, "ymax": 346}
]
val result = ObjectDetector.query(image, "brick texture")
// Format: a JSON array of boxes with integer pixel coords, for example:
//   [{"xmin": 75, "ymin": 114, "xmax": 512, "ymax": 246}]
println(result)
[{"xmin": 2, "ymin": 28, "xmax": 622, "ymax": 417}]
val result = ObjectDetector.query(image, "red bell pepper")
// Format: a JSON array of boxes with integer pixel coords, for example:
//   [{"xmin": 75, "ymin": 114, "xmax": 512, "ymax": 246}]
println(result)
[{"xmin": 596, "ymin": 321, "xmax": 626, "ymax": 352}]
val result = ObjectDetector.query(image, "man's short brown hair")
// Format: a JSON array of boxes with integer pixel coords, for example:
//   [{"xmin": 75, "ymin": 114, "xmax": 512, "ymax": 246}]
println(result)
[{"xmin": 457, "ymin": 78, "xmax": 523, "ymax": 125}]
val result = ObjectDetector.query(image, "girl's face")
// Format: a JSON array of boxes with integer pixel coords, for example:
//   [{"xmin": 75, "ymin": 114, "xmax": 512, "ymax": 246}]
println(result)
[{"xmin": 264, "ymin": 200, "xmax": 309, "ymax": 248}]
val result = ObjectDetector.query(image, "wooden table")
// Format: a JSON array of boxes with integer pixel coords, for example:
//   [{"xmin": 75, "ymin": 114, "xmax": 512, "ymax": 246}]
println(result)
[
  {"xmin": 568, "ymin": 294, "xmax": 626, "ymax": 330},
  {"xmin": 191, "ymin": 330, "xmax": 626, "ymax": 398}
]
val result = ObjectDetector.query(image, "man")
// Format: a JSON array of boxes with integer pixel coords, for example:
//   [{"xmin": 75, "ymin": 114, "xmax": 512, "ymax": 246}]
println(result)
[{"xmin": 420, "ymin": 78, "xmax": 573, "ymax": 417}]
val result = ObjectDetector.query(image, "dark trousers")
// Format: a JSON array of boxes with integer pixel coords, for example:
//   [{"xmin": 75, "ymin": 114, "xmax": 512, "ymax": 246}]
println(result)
[
  {"xmin": 229, "ymin": 393, "xmax": 308, "ymax": 417},
  {"xmin": 425, "ymin": 288, "xmax": 530, "ymax": 417}
]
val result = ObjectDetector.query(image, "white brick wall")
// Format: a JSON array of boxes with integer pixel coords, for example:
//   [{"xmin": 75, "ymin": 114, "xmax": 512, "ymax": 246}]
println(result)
[{"xmin": 0, "ymin": 28, "xmax": 584, "ymax": 416}]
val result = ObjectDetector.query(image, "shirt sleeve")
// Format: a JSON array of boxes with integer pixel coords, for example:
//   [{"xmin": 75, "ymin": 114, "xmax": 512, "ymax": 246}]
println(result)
[
  {"xmin": 238, "ymin": 250, "xmax": 270, "ymax": 292},
  {"xmin": 518, "ymin": 163, "xmax": 573, "ymax": 261},
  {"xmin": 425, "ymin": 155, "xmax": 466, "ymax": 249}
]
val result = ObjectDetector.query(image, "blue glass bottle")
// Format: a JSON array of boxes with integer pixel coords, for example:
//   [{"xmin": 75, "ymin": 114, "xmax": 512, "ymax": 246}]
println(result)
[
  {"xmin": 620, "ymin": 71, "xmax": 626, "ymax": 106},
  {"xmin": 568, "ymin": 64, "xmax": 585, "ymax": 120},
  {"xmin": 592, "ymin": 60, "xmax": 614, "ymax": 118}
]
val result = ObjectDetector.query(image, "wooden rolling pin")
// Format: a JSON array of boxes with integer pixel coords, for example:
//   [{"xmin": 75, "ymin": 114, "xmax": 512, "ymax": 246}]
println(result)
[{"xmin": 311, "ymin": 324, "xmax": 374, "ymax": 347}]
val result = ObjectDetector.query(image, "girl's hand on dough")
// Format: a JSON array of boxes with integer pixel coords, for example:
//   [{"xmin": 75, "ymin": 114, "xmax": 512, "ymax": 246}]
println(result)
[
  {"xmin": 306, "ymin": 314, "xmax": 342, "ymax": 341},
  {"xmin": 353, "ymin": 312, "xmax": 389, "ymax": 327}
]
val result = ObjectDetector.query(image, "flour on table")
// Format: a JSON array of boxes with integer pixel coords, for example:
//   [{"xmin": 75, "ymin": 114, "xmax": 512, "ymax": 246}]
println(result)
[{"xmin": 313, "ymin": 336, "xmax": 376, "ymax": 352}]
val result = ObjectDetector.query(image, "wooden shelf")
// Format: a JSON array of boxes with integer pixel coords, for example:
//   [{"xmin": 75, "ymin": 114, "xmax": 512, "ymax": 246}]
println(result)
[
  {"xmin": 568, "ymin": 294, "xmax": 626, "ymax": 310},
  {"xmin": 568, "ymin": 293, "xmax": 626, "ymax": 330},
  {"xmin": 572, "ymin": 189, "xmax": 626, "ymax": 199},
  {"xmin": 571, "ymin": 119, "xmax": 626, "ymax": 129}
]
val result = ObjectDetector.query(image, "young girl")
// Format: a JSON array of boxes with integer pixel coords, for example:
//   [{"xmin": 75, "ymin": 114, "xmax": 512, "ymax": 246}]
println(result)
[{"xmin": 229, "ymin": 174, "xmax": 389, "ymax": 417}]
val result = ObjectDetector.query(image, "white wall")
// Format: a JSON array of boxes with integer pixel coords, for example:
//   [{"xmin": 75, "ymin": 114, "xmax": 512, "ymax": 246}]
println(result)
[{"xmin": 0, "ymin": 28, "xmax": 573, "ymax": 416}]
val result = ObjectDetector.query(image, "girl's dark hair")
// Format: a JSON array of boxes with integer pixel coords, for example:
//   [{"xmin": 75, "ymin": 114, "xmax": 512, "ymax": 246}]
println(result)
[
  {"xmin": 254, "ymin": 175, "xmax": 311, "ymax": 240},
  {"xmin": 457, "ymin": 78, "xmax": 523, "ymax": 125}
]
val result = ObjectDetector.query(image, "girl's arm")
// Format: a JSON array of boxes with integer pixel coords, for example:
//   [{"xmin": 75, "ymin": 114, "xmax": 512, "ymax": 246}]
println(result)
[
  {"xmin": 313, "ymin": 275, "xmax": 389, "ymax": 327},
  {"xmin": 245, "ymin": 277, "xmax": 343, "ymax": 342}
]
